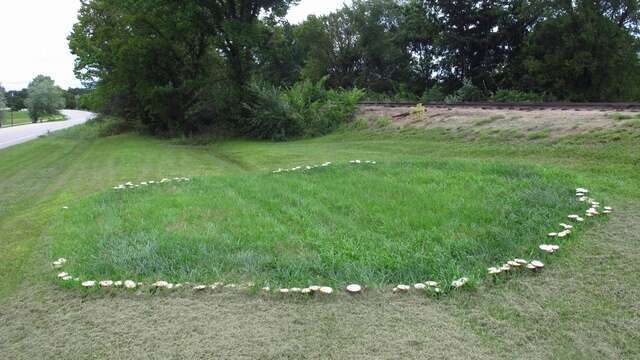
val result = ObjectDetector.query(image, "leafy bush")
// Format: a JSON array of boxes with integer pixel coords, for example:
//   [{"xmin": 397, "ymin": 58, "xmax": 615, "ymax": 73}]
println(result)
[
  {"xmin": 491, "ymin": 89, "xmax": 544, "ymax": 102},
  {"xmin": 421, "ymin": 85, "xmax": 446, "ymax": 102},
  {"xmin": 245, "ymin": 78, "xmax": 364, "ymax": 140},
  {"xmin": 456, "ymin": 79, "xmax": 486, "ymax": 102}
]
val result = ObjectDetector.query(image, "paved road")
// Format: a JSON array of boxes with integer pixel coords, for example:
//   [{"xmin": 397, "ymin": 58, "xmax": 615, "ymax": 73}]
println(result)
[{"xmin": 0, "ymin": 110, "xmax": 95, "ymax": 150}]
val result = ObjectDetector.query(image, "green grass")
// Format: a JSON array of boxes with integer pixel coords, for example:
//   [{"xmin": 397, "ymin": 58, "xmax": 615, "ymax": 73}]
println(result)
[
  {"xmin": 51, "ymin": 160, "xmax": 587, "ymax": 288},
  {"xmin": 1, "ymin": 116, "xmax": 639, "ymax": 357},
  {"xmin": 0, "ymin": 111, "xmax": 66, "ymax": 127}
]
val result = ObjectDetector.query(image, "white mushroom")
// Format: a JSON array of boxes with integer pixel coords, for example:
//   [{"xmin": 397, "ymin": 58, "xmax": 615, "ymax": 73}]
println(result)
[
  {"xmin": 530, "ymin": 260, "xmax": 545, "ymax": 269},
  {"xmin": 114, "ymin": 281, "xmax": 123, "ymax": 287},
  {"xmin": 309, "ymin": 285, "xmax": 321, "ymax": 292},
  {"xmin": 604, "ymin": 206, "xmax": 613, "ymax": 211},
  {"xmin": 319, "ymin": 286, "xmax": 333, "ymax": 295},
  {"xmin": 261, "ymin": 286, "xmax": 271, "ymax": 292},
  {"xmin": 278, "ymin": 288, "xmax": 290, "ymax": 294},
  {"xmin": 548, "ymin": 232, "xmax": 558, "ymax": 237},
  {"xmin": 62, "ymin": 276, "xmax": 73, "ymax": 281},
  {"xmin": 413, "ymin": 283, "xmax": 427, "ymax": 290},
  {"xmin": 57, "ymin": 272, "xmax": 69, "ymax": 278},
  {"xmin": 423, "ymin": 281, "xmax": 439, "ymax": 287},
  {"xmin": 488, "ymin": 267, "xmax": 502, "ymax": 275},
  {"xmin": 568, "ymin": 215, "xmax": 580, "ymax": 219},
  {"xmin": 394, "ymin": 284, "xmax": 411, "ymax": 293},
  {"xmin": 152, "ymin": 281, "xmax": 170, "ymax": 289},
  {"xmin": 193, "ymin": 285, "xmax": 207, "ymax": 291},
  {"xmin": 82, "ymin": 280, "xmax": 96, "ymax": 288},
  {"xmin": 99, "ymin": 280, "xmax": 114, "ymax": 288},
  {"xmin": 290, "ymin": 287, "xmax": 302, "ymax": 293},
  {"xmin": 346, "ymin": 284, "xmax": 363, "ymax": 294},
  {"xmin": 514, "ymin": 259, "xmax": 528, "ymax": 265},
  {"xmin": 301, "ymin": 288, "xmax": 312, "ymax": 294},
  {"xmin": 451, "ymin": 277, "xmax": 469, "ymax": 288},
  {"xmin": 124, "ymin": 280, "xmax": 137, "ymax": 289}
]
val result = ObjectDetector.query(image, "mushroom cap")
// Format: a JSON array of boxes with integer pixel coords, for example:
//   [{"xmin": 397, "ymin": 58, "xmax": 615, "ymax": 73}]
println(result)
[
  {"xmin": 193, "ymin": 285, "xmax": 207, "ymax": 291},
  {"xmin": 500, "ymin": 265, "xmax": 511, "ymax": 272},
  {"xmin": 301, "ymin": 288, "xmax": 312, "ymax": 294},
  {"xmin": 346, "ymin": 284, "xmax": 363, "ymax": 293},
  {"xmin": 396, "ymin": 284, "xmax": 411, "ymax": 292},
  {"xmin": 290, "ymin": 287, "xmax": 302, "ymax": 293},
  {"xmin": 576, "ymin": 188, "xmax": 589, "ymax": 193},
  {"xmin": 319, "ymin": 286, "xmax": 334, "ymax": 295},
  {"xmin": 560, "ymin": 223, "xmax": 573, "ymax": 230},
  {"xmin": 604, "ymin": 206, "xmax": 613, "ymax": 211},
  {"xmin": 414, "ymin": 283, "xmax": 427, "ymax": 290},
  {"xmin": 526, "ymin": 264, "xmax": 536, "ymax": 270},
  {"xmin": 124, "ymin": 280, "xmax": 137, "ymax": 289},
  {"xmin": 548, "ymin": 232, "xmax": 558, "ymax": 237},
  {"xmin": 576, "ymin": 217, "xmax": 585, "ymax": 222},
  {"xmin": 260, "ymin": 286, "xmax": 270, "ymax": 292},
  {"xmin": 451, "ymin": 277, "xmax": 469, "ymax": 288},
  {"xmin": 514, "ymin": 258, "xmax": 528, "ymax": 265},
  {"xmin": 530, "ymin": 260, "xmax": 545, "ymax": 268},
  {"xmin": 81, "ymin": 280, "xmax": 96, "ymax": 287},
  {"xmin": 309, "ymin": 285, "xmax": 321, "ymax": 292},
  {"xmin": 99, "ymin": 280, "xmax": 114, "ymax": 287},
  {"xmin": 278, "ymin": 288, "xmax": 290, "ymax": 294},
  {"xmin": 568, "ymin": 215, "xmax": 579, "ymax": 219},
  {"xmin": 62, "ymin": 276, "xmax": 73, "ymax": 281},
  {"xmin": 152, "ymin": 281, "xmax": 170, "ymax": 288},
  {"xmin": 423, "ymin": 281, "xmax": 439, "ymax": 287},
  {"xmin": 57, "ymin": 272, "xmax": 69, "ymax": 278},
  {"xmin": 488, "ymin": 267, "xmax": 502, "ymax": 274},
  {"xmin": 507, "ymin": 260, "xmax": 520, "ymax": 267}
]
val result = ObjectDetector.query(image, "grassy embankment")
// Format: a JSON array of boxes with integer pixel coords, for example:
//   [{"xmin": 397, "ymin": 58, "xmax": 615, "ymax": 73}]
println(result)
[{"xmin": 0, "ymin": 115, "xmax": 638, "ymax": 358}]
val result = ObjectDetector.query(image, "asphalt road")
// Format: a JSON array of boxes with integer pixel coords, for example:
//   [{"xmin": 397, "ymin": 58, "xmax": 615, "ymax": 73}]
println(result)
[{"xmin": 0, "ymin": 110, "xmax": 95, "ymax": 150}]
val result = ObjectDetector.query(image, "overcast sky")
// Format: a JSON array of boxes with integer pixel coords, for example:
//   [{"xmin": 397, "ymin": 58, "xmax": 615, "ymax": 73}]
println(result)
[{"xmin": 0, "ymin": 0, "xmax": 350, "ymax": 91}]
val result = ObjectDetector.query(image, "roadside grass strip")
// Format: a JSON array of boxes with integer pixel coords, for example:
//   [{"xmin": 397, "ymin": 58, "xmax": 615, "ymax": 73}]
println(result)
[{"xmin": 50, "ymin": 159, "xmax": 611, "ymax": 297}]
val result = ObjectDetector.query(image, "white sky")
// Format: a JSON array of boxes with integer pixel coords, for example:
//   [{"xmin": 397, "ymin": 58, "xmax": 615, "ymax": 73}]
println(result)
[{"xmin": 0, "ymin": 0, "xmax": 349, "ymax": 91}]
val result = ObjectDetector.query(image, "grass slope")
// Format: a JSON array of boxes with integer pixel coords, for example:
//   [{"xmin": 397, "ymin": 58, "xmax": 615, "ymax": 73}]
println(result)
[{"xmin": 0, "ymin": 115, "xmax": 639, "ymax": 358}]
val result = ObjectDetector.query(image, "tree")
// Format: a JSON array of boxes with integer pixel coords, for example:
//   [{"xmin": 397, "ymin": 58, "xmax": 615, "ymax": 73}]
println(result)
[
  {"xmin": 523, "ymin": 3, "xmax": 640, "ymax": 101},
  {"xmin": 25, "ymin": 75, "xmax": 65, "ymax": 122},
  {"xmin": 0, "ymin": 83, "xmax": 6, "ymax": 124},
  {"xmin": 69, "ymin": 0, "xmax": 296, "ymax": 135},
  {"xmin": 6, "ymin": 89, "xmax": 27, "ymax": 112}
]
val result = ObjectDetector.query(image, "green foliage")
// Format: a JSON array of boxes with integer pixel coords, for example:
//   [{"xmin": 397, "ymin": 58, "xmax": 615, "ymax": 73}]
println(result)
[
  {"xmin": 24, "ymin": 75, "xmax": 65, "ymax": 122},
  {"xmin": 523, "ymin": 4, "xmax": 640, "ymax": 101},
  {"xmin": 0, "ymin": 84, "xmax": 6, "ymax": 122},
  {"xmin": 491, "ymin": 89, "xmax": 545, "ymax": 102},
  {"xmin": 421, "ymin": 85, "xmax": 446, "ymax": 102},
  {"xmin": 245, "ymin": 78, "xmax": 364, "ymax": 140},
  {"xmin": 374, "ymin": 116, "xmax": 392, "ymax": 128}
]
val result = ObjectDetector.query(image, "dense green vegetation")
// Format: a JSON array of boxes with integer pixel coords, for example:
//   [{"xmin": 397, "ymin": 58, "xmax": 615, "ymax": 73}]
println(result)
[
  {"xmin": 68, "ymin": 0, "xmax": 640, "ymax": 137},
  {"xmin": 51, "ymin": 159, "xmax": 586, "ymax": 288}
]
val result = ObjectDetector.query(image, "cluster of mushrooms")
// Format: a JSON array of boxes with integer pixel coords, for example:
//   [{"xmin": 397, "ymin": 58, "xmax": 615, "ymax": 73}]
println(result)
[
  {"xmin": 487, "ymin": 187, "xmax": 613, "ymax": 277},
  {"xmin": 272, "ymin": 160, "xmax": 377, "ymax": 174},
  {"xmin": 112, "ymin": 177, "xmax": 191, "ymax": 190},
  {"xmin": 53, "ymin": 187, "xmax": 613, "ymax": 297}
]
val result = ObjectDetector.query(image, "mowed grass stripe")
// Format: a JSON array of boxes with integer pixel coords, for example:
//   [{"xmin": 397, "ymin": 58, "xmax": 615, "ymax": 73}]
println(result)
[{"xmin": 51, "ymin": 159, "xmax": 587, "ymax": 288}]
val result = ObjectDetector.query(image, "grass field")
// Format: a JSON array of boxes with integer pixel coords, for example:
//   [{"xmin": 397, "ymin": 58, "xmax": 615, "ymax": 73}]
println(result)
[
  {"xmin": 1, "ymin": 114, "xmax": 639, "ymax": 358},
  {"xmin": 52, "ymin": 160, "xmax": 588, "ymax": 288},
  {"xmin": 0, "ymin": 111, "xmax": 66, "ymax": 127}
]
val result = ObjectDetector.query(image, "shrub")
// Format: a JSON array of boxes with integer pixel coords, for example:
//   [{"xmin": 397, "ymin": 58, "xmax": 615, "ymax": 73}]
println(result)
[
  {"xmin": 491, "ymin": 89, "xmax": 544, "ymax": 102},
  {"xmin": 245, "ymin": 78, "xmax": 364, "ymax": 140},
  {"xmin": 375, "ymin": 116, "xmax": 392, "ymax": 128},
  {"xmin": 421, "ymin": 85, "xmax": 446, "ymax": 102},
  {"xmin": 456, "ymin": 79, "xmax": 486, "ymax": 102}
]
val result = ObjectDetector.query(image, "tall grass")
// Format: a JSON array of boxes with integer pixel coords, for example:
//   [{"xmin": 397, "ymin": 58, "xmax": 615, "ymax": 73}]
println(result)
[{"xmin": 51, "ymin": 160, "xmax": 586, "ymax": 288}]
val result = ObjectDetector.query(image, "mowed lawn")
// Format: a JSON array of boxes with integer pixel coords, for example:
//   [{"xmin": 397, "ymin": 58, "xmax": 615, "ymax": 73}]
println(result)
[
  {"xmin": 0, "ymin": 117, "xmax": 639, "ymax": 358},
  {"xmin": 0, "ymin": 111, "xmax": 66, "ymax": 127}
]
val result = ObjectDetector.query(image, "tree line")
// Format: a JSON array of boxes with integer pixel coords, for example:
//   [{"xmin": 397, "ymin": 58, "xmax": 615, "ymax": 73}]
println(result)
[
  {"xmin": 68, "ymin": 0, "xmax": 640, "ymax": 137},
  {"xmin": 0, "ymin": 77, "xmax": 90, "ymax": 125}
]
